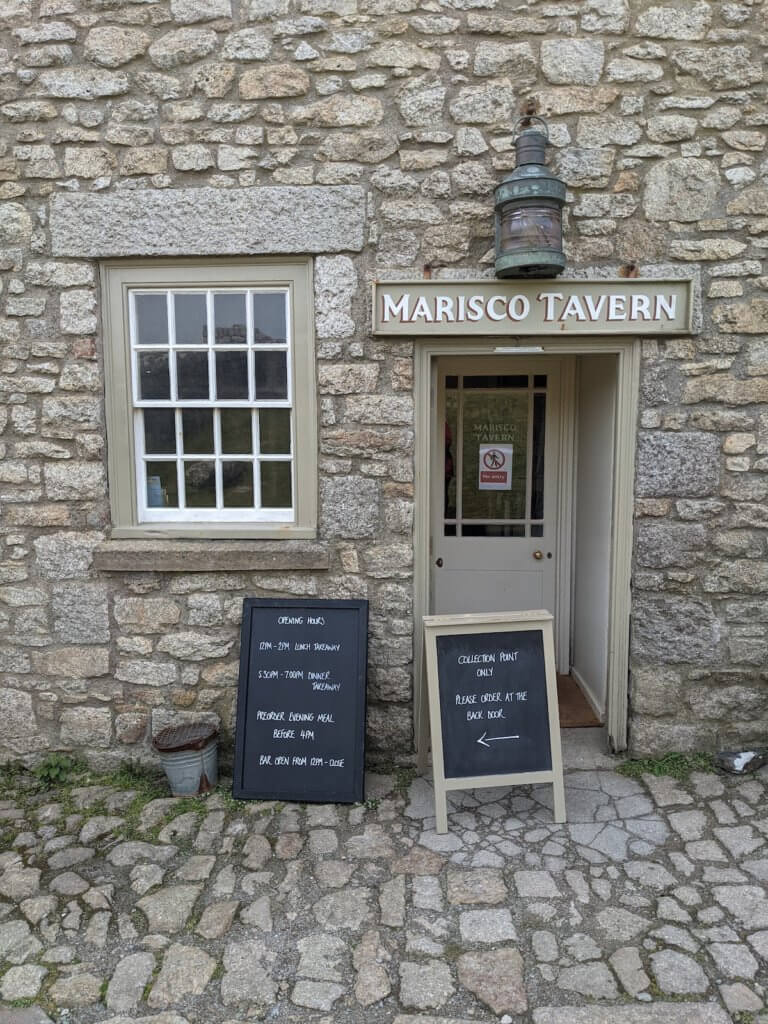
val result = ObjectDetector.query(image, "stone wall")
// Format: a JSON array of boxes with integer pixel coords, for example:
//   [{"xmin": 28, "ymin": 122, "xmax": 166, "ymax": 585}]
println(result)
[{"xmin": 0, "ymin": 0, "xmax": 766, "ymax": 765}]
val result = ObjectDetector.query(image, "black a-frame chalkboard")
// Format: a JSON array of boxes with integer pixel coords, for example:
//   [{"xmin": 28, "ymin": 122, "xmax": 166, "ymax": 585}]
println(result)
[
  {"xmin": 423, "ymin": 610, "xmax": 565, "ymax": 833},
  {"xmin": 233, "ymin": 598, "xmax": 368, "ymax": 803},
  {"xmin": 436, "ymin": 627, "xmax": 553, "ymax": 780}
]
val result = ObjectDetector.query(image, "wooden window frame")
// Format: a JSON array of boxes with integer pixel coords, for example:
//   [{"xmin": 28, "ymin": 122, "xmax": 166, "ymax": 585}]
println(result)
[{"xmin": 101, "ymin": 258, "xmax": 317, "ymax": 539}]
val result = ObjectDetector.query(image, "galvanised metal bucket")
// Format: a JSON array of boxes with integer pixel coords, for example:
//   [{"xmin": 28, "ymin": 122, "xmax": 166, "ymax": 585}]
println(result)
[{"xmin": 152, "ymin": 724, "xmax": 219, "ymax": 797}]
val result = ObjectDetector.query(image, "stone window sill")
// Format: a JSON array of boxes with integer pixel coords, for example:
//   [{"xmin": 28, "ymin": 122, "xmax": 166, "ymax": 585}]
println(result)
[{"xmin": 94, "ymin": 540, "xmax": 331, "ymax": 573}]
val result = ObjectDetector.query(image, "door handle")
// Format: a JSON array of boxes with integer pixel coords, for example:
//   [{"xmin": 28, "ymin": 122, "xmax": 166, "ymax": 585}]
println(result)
[
  {"xmin": 435, "ymin": 558, "xmax": 443, "ymax": 567},
  {"xmin": 533, "ymin": 550, "xmax": 543, "ymax": 560}
]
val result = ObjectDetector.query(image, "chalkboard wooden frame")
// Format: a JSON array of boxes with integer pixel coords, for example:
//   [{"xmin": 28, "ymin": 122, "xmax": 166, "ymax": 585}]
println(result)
[
  {"xmin": 233, "ymin": 597, "xmax": 368, "ymax": 804},
  {"xmin": 423, "ymin": 610, "xmax": 566, "ymax": 833}
]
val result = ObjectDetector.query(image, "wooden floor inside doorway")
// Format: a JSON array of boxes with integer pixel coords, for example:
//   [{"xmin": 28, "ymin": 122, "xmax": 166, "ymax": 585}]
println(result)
[{"xmin": 557, "ymin": 674, "xmax": 601, "ymax": 728}]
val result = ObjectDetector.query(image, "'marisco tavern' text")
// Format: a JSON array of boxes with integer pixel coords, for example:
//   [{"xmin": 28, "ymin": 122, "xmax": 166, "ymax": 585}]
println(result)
[{"xmin": 380, "ymin": 291, "xmax": 677, "ymax": 325}]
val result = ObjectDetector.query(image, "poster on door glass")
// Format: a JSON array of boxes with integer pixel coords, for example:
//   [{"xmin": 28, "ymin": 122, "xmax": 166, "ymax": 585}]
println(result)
[
  {"xmin": 478, "ymin": 444, "xmax": 513, "ymax": 491},
  {"xmin": 463, "ymin": 393, "xmax": 527, "ymax": 521}
]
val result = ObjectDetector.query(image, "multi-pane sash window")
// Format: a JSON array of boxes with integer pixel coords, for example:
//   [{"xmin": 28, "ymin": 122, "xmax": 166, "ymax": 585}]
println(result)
[
  {"xmin": 132, "ymin": 288, "xmax": 292, "ymax": 522},
  {"xmin": 102, "ymin": 261, "xmax": 316, "ymax": 539}
]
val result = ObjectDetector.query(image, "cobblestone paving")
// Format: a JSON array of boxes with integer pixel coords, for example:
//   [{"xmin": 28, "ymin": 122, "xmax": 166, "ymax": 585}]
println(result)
[{"xmin": 0, "ymin": 762, "xmax": 767, "ymax": 1023}]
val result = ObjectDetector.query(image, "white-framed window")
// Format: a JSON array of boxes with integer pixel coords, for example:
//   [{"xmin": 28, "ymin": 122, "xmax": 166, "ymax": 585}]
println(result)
[{"xmin": 101, "ymin": 260, "xmax": 317, "ymax": 539}]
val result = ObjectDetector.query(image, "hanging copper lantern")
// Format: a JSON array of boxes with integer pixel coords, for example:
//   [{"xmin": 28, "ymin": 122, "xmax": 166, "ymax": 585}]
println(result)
[{"xmin": 494, "ymin": 115, "xmax": 566, "ymax": 279}]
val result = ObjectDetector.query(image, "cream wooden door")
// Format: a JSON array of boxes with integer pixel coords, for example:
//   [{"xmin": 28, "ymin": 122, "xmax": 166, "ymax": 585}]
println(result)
[{"xmin": 431, "ymin": 358, "xmax": 560, "ymax": 616}]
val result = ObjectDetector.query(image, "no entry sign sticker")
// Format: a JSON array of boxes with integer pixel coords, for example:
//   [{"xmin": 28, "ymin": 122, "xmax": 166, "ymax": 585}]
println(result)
[{"xmin": 479, "ymin": 445, "xmax": 513, "ymax": 490}]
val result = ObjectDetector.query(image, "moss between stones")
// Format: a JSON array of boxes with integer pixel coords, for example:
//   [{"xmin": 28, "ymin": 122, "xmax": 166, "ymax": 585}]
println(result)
[{"xmin": 616, "ymin": 752, "xmax": 715, "ymax": 781}]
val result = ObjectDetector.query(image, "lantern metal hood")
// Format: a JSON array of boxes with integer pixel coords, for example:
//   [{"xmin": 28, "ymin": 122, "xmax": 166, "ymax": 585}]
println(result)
[{"xmin": 494, "ymin": 115, "xmax": 566, "ymax": 279}]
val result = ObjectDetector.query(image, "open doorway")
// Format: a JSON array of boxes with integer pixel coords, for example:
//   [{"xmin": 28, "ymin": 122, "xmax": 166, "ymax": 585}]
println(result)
[{"xmin": 415, "ymin": 340, "xmax": 638, "ymax": 756}]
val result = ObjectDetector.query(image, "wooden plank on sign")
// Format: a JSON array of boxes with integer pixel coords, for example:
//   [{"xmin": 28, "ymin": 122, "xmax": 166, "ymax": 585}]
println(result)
[
  {"xmin": 423, "ymin": 610, "xmax": 566, "ymax": 833},
  {"xmin": 233, "ymin": 598, "xmax": 368, "ymax": 804}
]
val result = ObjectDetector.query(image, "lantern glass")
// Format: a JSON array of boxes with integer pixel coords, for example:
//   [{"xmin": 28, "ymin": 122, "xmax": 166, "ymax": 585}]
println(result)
[{"xmin": 498, "ymin": 202, "xmax": 562, "ymax": 255}]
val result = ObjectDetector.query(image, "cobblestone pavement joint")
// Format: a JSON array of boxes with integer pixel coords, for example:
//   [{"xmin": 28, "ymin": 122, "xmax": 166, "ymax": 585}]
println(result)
[{"xmin": 1, "ymin": 757, "xmax": 767, "ymax": 1023}]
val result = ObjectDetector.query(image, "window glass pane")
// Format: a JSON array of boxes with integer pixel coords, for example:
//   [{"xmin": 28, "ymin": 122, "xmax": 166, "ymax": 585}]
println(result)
[
  {"xmin": 223, "ymin": 462, "xmax": 254, "ymax": 507},
  {"xmin": 461, "ymin": 390, "xmax": 528, "ymax": 521},
  {"xmin": 184, "ymin": 461, "xmax": 216, "ymax": 507},
  {"xmin": 221, "ymin": 409, "xmax": 252, "ymax": 454},
  {"xmin": 259, "ymin": 408, "xmax": 291, "ymax": 454},
  {"xmin": 177, "ymin": 351, "xmax": 210, "ymax": 400},
  {"xmin": 533, "ymin": 375, "xmax": 547, "ymax": 388},
  {"xmin": 135, "ymin": 294, "xmax": 168, "ymax": 346},
  {"xmin": 531, "ymin": 392, "xmax": 546, "ymax": 520},
  {"xmin": 444, "ymin": 390, "xmax": 458, "ymax": 523},
  {"xmin": 261, "ymin": 461, "xmax": 292, "ymax": 508},
  {"xmin": 445, "ymin": 375, "xmax": 458, "ymax": 390},
  {"xmin": 143, "ymin": 409, "xmax": 176, "ymax": 454},
  {"xmin": 253, "ymin": 292, "xmax": 287, "ymax": 343},
  {"xmin": 139, "ymin": 352, "xmax": 170, "ymax": 400},
  {"xmin": 531, "ymin": 523, "xmax": 544, "ymax": 537},
  {"xmin": 254, "ymin": 351, "xmax": 287, "ymax": 399},
  {"xmin": 216, "ymin": 351, "xmax": 248, "ymax": 400},
  {"xmin": 214, "ymin": 293, "xmax": 247, "ymax": 345},
  {"xmin": 182, "ymin": 408, "xmax": 214, "ymax": 454},
  {"xmin": 146, "ymin": 461, "xmax": 178, "ymax": 507},
  {"xmin": 174, "ymin": 293, "xmax": 207, "ymax": 345}
]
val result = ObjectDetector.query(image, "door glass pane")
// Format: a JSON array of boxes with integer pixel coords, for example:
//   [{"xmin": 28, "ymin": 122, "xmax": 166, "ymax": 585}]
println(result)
[
  {"xmin": 253, "ymin": 292, "xmax": 287, "ymax": 343},
  {"xmin": 223, "ymin": 462, "xmax": 254, "ymax": 507},
  {"xmin": 174, "ymin": 293, "xmax": 207, "ymax": 345},
  {"xmin": 146, "ymin": 461, "xmax": 178, "ymax": 507},
  {"xmin": 138, "ymin": 352, "xmax": 170, "ymax": 400},
  {"xmin": 185, "ymin": 461, "xmax": 216, "ymax": 507},
  {"xmin": 463, "ymin": 375, "xmax": 528, "ymax": 389},
  {"xmin": 461, "ymin": 391, "xmax": 528, "ymax": 522},
  {"xmin": 182, "ymin": 408, "xmax": 214, "ymax": 454},
  {"xmin": 214, "ymin": 293, "xmax": 247, "ymax": 345},
  {"xmin": 135, "ymin": 294, "xmax": 168, "ymax": 345},
  {"xmin": 144, "ymin": 409, "xmax": 176, "ymax": 454},
  {"xmin": 177, "ymin": 351, "xmax": 210, "ymax": 399},
  {"xmin": 444, "ymin": 389, "xmax": 458, "ymax": 523},
  {"xmin": 221, "ymin": 409, "xmax": 252, "ymax": 454},
  {"xmin": 531, "ymin": 393, "xmax": 546, "ymax": 521}
]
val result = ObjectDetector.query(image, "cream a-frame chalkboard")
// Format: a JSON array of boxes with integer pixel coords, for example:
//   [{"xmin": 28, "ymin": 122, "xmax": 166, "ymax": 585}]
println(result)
[{"xmin": 423, "ymin": 610, "xmax": 566, "ymax": 834}]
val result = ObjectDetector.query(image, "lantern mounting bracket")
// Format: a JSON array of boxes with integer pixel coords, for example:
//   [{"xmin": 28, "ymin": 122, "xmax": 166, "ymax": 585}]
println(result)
[{"xmin": 513, "ymin": 115, "xmax": 550, "ymax": 142}]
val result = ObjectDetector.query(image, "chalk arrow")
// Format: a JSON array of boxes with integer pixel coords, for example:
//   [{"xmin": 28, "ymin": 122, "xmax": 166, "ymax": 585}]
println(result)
[{"xmin": 477, "ymin": 732, "xmax": 520, "ymax": 747}]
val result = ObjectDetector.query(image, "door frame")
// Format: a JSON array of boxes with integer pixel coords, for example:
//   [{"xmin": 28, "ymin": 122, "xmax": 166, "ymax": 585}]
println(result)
[{"xmin": 414, "ymin": 337, "xmax": 640, "ymax": 759}]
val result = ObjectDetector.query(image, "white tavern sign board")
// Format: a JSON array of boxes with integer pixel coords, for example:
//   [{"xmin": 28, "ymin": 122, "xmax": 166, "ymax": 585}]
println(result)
[{"xmin": 372, "ymin": 279, "xmax": 693, "ymax": 336}]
